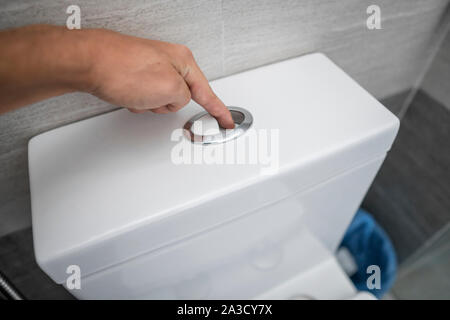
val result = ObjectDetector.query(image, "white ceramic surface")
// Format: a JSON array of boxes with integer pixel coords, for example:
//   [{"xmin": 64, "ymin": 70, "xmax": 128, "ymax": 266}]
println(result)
[{"xmin": 29, "ymin": 53, "xmax": 399, "ymax": 298}]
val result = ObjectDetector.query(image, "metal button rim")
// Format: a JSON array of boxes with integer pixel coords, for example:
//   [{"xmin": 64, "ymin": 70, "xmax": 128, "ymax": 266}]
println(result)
[{"xmin": 183, "ymin": 106, "xmax": 253, "ymax": 145}]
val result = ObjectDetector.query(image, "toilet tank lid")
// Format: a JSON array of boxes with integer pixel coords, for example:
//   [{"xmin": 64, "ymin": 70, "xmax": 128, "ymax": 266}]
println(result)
[{"xmin": 28, "ymin": 53, "xmax": 399, "ymax": 283}]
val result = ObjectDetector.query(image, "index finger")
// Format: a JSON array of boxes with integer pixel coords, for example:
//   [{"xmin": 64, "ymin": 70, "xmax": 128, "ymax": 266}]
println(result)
[{"xmin": 182, "ymin": 60, "xmax": 235, "ymax": 129}]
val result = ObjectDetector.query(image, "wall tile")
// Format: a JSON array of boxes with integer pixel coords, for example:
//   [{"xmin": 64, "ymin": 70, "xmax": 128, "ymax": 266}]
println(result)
[
  {"xmin": 222, "ymin": 0, "xmax": 448, "ymax": 97},
  {"xmin": 378, "ymin": 90, "xmax": 411, "ymax": 116},
  {"xmin": 0, "ymin": 147, "xmax": 31, "ymax": 236},
  {"xmin": 422, "ymin": 17, "xmax": 450, "ymax": 110},
  {"xmin": 363, "ymin": 90, "xmax": 450, "ymax": 262},
  {"xmin": 0, "ymin": 0, "xmax": 224, "ymax": 79}
]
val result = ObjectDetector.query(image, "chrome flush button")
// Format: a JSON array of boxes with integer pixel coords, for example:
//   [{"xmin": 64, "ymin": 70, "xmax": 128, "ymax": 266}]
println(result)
[{"xmin": 183, "ymin": 106, "xmax": 253, "ymax": 144}]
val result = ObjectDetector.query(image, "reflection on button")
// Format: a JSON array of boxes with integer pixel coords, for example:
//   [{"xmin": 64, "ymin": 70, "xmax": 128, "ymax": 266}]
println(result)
[
  {"xmin": 183, "ymin": 106, "xmax": 253, "ymax": 145},
  {"xmin": 191, "ymin": 114, "xmax": 221, "ymax": 136}
]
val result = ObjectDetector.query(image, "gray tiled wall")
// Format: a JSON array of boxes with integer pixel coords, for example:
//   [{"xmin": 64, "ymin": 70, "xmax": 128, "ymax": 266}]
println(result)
[
  {"xmin": 0, "ymin": 0, "xmax": 449, "ymax": 236},
  {"xmin": 373, "ymin": 11, "xmax": 449, "ymax": 298},
  {"xmin": 363, "ymin": 8, "xmax": 450, "ymax": 264},
  {"xmin": 422, "ymin": 17, "xmax": 450, "ymax": 110}
]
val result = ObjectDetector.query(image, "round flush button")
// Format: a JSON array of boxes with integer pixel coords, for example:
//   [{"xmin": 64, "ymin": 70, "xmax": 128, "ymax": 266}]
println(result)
[{"xmin": 183, "ymin": 106, "xmax": 253, "ymax": 145}]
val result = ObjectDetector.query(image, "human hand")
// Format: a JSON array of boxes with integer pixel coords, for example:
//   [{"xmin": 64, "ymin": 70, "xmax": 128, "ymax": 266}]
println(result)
[
  {"xmin": 0, "ymin": 25, "xmax": 234, "ymax": 128},
  {"xmin": 86, "ymin": 29, "xmax": 234, "ymax": 128}
]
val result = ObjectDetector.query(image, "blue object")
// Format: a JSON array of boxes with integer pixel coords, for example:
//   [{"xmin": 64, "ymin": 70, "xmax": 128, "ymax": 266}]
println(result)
[{"xmin": 339, "ymin": 208, "xmax": 397, "ymax": 298}]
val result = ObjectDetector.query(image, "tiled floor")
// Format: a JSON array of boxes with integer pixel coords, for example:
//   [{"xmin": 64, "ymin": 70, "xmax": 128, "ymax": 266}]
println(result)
[
  {"xmin": 0, "ymin": 228, "xmax": 74, "ymax": 300},
  {"xmin": 392, "ymin": 224, "xmax": 450, "ymax": 299}
]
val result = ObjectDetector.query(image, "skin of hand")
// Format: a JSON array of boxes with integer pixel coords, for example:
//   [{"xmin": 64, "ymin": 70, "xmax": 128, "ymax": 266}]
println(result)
[{"xmin": 0, "ymin": 25, "xmax": 235, "ymax": 129}]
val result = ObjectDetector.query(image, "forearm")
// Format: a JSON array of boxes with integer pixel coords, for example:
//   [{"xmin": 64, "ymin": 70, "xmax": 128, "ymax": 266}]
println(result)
[{"xmin": 0, "ymin": 24, "xmax": 95, "ymax": 114}]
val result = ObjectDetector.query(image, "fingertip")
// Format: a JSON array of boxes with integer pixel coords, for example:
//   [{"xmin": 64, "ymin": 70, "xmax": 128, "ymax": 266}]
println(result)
[
  {"xmin": 218, "ymin": 111, "xmax": 235, "ymax": 129},
  {"xmin": 222, "ymin": 119, "xmax": 235, "ymax": 129}
]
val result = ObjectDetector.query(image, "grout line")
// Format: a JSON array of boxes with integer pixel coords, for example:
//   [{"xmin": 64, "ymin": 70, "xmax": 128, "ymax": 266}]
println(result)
[{"xmin": 398, "ymin": 6, "xmax": 450, "ymax": 119}]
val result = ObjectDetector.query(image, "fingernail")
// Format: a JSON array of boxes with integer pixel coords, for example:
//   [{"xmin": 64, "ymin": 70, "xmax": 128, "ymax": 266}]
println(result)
[{"xmin": 222, "ymin": 120, "xmax": 235, "ymax": 129}]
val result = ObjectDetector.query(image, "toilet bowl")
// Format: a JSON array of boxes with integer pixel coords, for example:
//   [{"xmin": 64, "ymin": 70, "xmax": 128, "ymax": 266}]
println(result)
[{"xmin": 28, "ymin": 53, "xmax": 399, "ymax": 299}]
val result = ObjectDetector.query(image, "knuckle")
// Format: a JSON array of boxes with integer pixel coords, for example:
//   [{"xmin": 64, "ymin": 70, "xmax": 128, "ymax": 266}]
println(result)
[
  {"xmin": 182, "ymin": 90, "xmax": 192, "ymax": 105},
  {"xmin": 175, "ymin": 44, "xmax": 193, "ymax": 59},
  {"xmin": 174, "ymin": 84, "xmax": 191, "ymax": 108}
]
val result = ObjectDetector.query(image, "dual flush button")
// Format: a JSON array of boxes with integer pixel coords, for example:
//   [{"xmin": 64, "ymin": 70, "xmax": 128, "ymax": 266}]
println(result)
[{"xmin": 183, "ymin": 106, "xmax": 253, "ymax": 145}]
